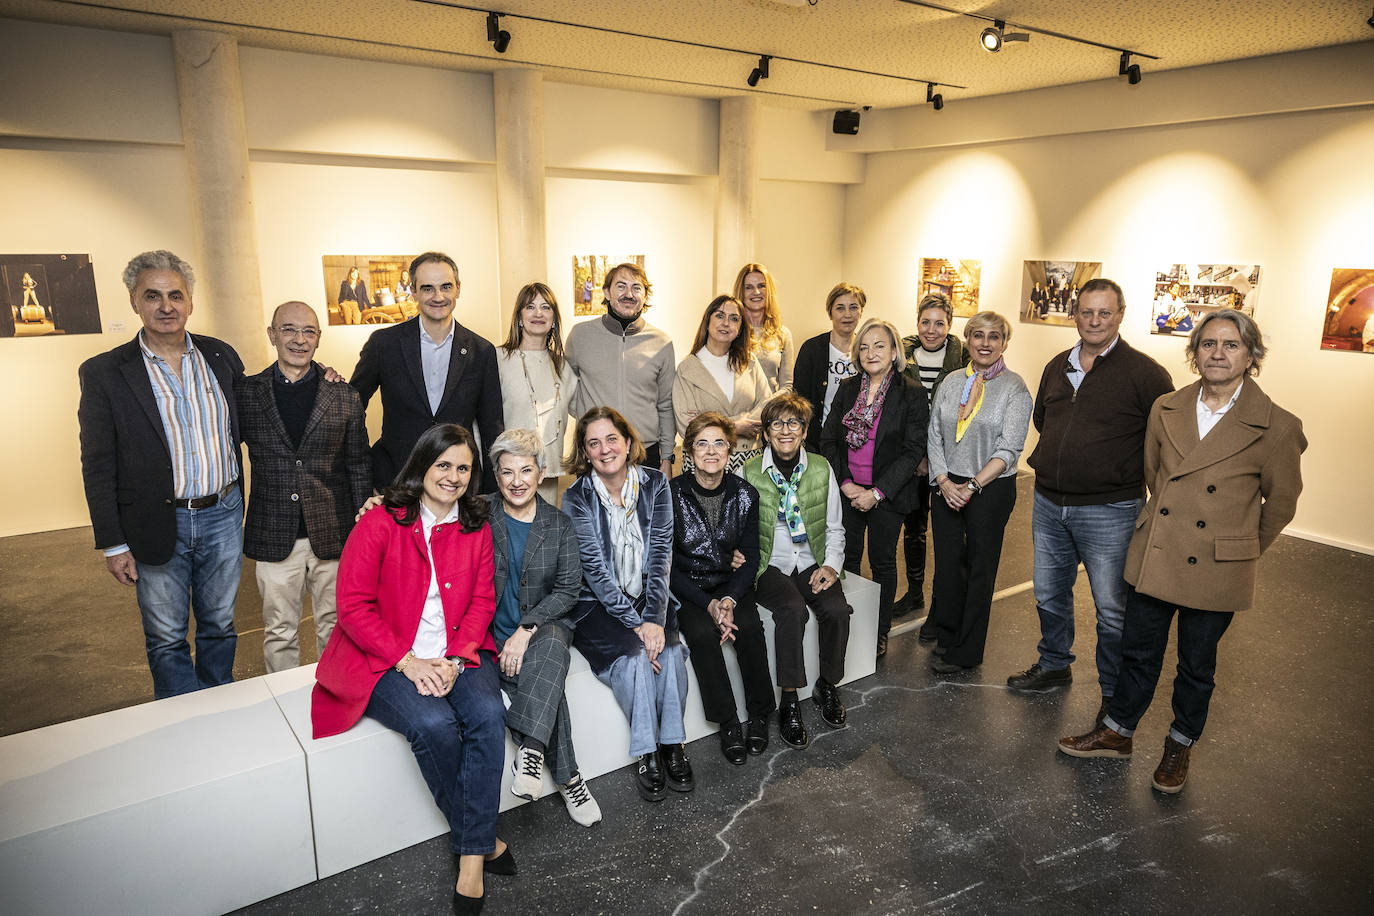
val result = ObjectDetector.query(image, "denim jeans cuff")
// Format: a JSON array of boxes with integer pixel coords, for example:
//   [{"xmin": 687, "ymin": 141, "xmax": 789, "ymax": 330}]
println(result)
[
  {"xmin": 1168, "ymin": 726, "xmax": 1195, "ymax": 747},
  {"xmin": 1103, "ymin": 715, "xmax": 1133, "ymax": 737}
]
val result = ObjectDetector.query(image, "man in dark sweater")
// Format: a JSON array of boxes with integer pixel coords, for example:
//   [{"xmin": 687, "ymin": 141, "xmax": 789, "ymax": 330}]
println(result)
[
  {"xmin": 1008, "ymin": 279, "xmax": 1174, "ymax": 724},
  {"xmin": 237, "ymin": 301, "xmax": 371, "ymax": 672}
]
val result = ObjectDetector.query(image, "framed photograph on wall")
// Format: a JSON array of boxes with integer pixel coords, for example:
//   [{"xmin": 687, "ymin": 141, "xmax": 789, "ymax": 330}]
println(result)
[
  {"xmin": 1321, "ymin": 267, "xmax": 1374, "ymax": 354},
  {"xmin": 1019, "ymin": 260, "xmax": 1102, "ymax": 327},
  {"xmin": 321, "ymin": 255, "xmax": 417, "ymax": 326},
  {"xmin": 572, "ymin": 254, "xmax": 645, "ymax": 317},
  {"xmin": 0, "ymin": 253, "xmax": 101, "ymax": 339},
  {"xmin": 1150, "ymin": 263, "xmax": 1262, "ymax": 337},
  {"xmin": 919, "ymin": 258, "xmax": 981, "ymax": 317}
]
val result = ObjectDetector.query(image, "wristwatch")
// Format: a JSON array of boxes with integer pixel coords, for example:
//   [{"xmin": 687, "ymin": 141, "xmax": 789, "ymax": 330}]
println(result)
[
  {"xmin": 519, "ymin": 623, "xmax": 537, "ymax": 635},
  {"xmin": 966, "ymin": 478, "xmax": 983, "ymax": 494}
]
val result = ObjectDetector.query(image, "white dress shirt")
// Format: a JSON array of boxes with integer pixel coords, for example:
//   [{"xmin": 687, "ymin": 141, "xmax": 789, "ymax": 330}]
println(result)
[
  {"xmin": 412, "ymin": 501, "xmax": 459, "ymax": 658},
  {"xmin": 1196, "ymin": 381, "xmax": 1244, "ymax": 439}
]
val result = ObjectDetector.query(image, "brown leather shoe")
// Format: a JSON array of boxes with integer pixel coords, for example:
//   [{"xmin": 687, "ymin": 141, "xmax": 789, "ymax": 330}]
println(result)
[
  {"xmin": 1151, "ymin": 736, "xmax": 1191, "ymax": 794},
  {"xmin": 1058, "ymin": 724, "xmax": 1132, "ymax": 758}
]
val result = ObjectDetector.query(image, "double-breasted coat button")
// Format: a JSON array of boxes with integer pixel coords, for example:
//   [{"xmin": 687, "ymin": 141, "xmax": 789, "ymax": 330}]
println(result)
[
  {"xmin": 290, "ymin": 493, "xmax": 299, "ymax": 501},
  {"xmin": 295, "ymin": 459, "xmax": 303, "ymax": 467},
  {"xmin": 1160, "ymin": 507, "xmax": 1169, "ymax": 516},
  {"xmin": 1207, "ymin": 485, "xmax": 1216, "ymax": 493},
  {"xmin": 1187, "ymin": 556, "xmax": 1197, "ymax": 565},
  {"xmin": 1196, "ymin": 520, "xmax": 1206, "ymax": 528}
]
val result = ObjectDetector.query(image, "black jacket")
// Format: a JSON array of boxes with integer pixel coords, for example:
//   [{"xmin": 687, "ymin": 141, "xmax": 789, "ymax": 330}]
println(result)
[
  {"xmin": 793, "ymin": 331, "xmax": 835, "ymax": 451},
  {"xmin": 668, "ymin": 473, "xmax": 760, "ymax": 607},
  {"xmin": 819, "ymin": 372, "xmax": 929, "ymax": 515}
]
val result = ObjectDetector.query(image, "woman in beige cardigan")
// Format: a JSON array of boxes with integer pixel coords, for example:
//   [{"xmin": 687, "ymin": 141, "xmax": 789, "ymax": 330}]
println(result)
[
  {"xmin": 673, "ymin": 295, "xmax": 772, "ymax": 469},
  {"xmin": 1058, "ymin": 309, "xmax": 1305, "ymax": 795}
]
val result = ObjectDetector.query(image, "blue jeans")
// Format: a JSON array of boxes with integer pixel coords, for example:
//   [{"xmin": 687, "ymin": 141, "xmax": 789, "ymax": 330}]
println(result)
[
  {"xmin": 134, "ymin": 487, "xmax": 244, "ymax": 699},
  {"xmin": 1031, "ymin": 490, "xmax": 1141, "ymax": 696},
  {"xmin": 599, "ymin": 644, "xmax": 689, "ymax": 757},
  {"xmin": 365, "ymin": 656, "xmax": 505, "ymax": 856}
]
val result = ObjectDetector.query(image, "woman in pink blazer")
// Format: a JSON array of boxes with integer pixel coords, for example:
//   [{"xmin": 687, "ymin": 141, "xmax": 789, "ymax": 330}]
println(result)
[{"xmin": 312, "ymin": 424, "xmax": 509, "ymax": 914}]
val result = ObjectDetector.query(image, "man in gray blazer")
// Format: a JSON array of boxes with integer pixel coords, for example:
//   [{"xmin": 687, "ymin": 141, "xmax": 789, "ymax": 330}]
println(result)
[
  {"xmin": 486, "ymin": 428, "xmax": 601, "ymax": 827},
  {"xmin": 238, "ymin": 301, "xmax": 371, "ymax": 672}
]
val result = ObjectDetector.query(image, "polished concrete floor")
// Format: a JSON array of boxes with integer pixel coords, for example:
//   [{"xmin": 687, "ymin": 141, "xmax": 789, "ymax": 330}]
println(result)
[{"xmin": 2, "ymin": 475, "xmax": 1372, "ymax": 914}]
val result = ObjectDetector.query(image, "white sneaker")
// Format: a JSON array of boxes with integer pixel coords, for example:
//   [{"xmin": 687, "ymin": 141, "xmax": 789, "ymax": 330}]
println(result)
[
  {"xmin": 558, "ymin": 773, "xmax": 602, "ymax": 827},
  {"xmin": 510, "ymin": 746, "xmax": 543, "ymax": 800}
]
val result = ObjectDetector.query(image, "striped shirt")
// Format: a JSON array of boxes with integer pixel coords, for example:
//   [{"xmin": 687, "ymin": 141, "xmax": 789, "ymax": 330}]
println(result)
[
  {"xmin": 138, "ymin": 331, "xmax": 238, "ymax": 499},
  {"xmin": 914, "ymin": 343, "xmax": 947, "ymax": 394}
]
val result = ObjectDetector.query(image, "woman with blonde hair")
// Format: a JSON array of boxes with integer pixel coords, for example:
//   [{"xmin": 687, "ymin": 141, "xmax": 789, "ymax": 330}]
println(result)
[
  {"xmin": 497, "ymin": 282, "xmax": 577, "ymax": 501},
  {"xmin": 733, "ymin": 262, "xmax": 795, "ymax": 391}
]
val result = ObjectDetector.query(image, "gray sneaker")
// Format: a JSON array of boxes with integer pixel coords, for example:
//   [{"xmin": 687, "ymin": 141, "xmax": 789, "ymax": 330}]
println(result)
[
  {"xmin": 510, "ymin": 746, "xmax": 543, "ymax": 800},
  {"xmin": 559, "ymin": 773, "xmax": 603, "ymax": 827}
]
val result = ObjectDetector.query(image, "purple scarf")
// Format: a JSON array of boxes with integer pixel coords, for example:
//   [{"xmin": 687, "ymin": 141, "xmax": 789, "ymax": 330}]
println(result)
[{"xmin": 842, "ymin": 370, "xmax": 895, "ymax": 450}]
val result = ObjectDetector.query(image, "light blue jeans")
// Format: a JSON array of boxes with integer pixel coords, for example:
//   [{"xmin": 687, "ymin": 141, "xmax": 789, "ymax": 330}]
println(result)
[
  {"xmin": 1031, "ymin": 490, "xmax": 1141, "ymax": 697},
  {"xmin": 599, "ymin": 644, "xmax": 689, "ymax": 757},
  {"xmin": 134, "ymin": 486, "xmax": 244, "ymax": 699}
]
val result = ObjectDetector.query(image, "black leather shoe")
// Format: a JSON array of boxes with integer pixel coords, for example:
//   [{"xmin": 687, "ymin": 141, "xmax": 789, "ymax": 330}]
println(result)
[
  {"xmin": 812, "ymin": 678, "xmax": 847, "ymax": 728},
  {"xmin": 933, "ymin": 644, "xmax": 947, "ymax": 656},
  {"xmin": 931, "ymin": 657, "xmax": 973, "ymax": 674},
  {"xmin": 482, "ymin": 846, "xmax": 516, "ymax": 876},
  {"xmin": 892, "ymin": 592, "xmax": 924, "ymax": 619},
  {"xmin": 1006, "ymin": 663, "xmax": 1073, "ymax": 692},
  {"xmin": 917, "ymin": 627, "xmax": 937, "ymax": 644},
  {"xmin": 661, "ymin": 743, "xmax": 695, "ymax": 792},
  {"xmin": 719, "ymin": 722, "xmax": 747, "ymax": 766},
  {"xmin": 636, "ymin": 751, "xmax": 666, "ymax": 802},
  {"xmin": 779, "ymin": 699, "xmax": 809, "ymax": 748},
  {"xmin": 452, "ymin": 890, "xmax": 485, "ymax": 915},
  {"xmin": 876, "ymin": 633, "xmax": 888, "ymax": 658},
  {"xmin": 745, "ymin": 715, "xmax": 769, "ymax": 755}
]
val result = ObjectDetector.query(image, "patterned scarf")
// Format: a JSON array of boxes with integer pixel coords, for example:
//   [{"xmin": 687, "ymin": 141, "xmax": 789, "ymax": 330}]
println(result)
[
  {"xmin": 592, "ymin": 468, "xmax": 644, "ymax": 598},
  {"xmin": 765, "ymin": 456, "xmax": 809, "ymax": 544},
  {"xmin": 841, "ymin": 369, "xmax": 895, "ymax": 450},
  {"xmin": 956, "ymin": 358, "xmax": 1007, "ymax": 442}
]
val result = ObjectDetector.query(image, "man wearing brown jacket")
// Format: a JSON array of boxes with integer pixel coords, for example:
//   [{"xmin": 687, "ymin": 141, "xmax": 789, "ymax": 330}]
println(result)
[{"xmin": 1058, "ymin": 309, "xmax": 1305, "ymax": 794}]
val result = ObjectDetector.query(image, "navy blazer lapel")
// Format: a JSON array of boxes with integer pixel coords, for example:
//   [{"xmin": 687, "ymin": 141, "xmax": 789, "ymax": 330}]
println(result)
[
  {"xmin": 436, "ymin": 322, "xmax": 472, "ymax": 416},
  {"xmin": 399, "ymin": 319, "xmax": 429, "ymax": 414},
  {"xmin": 117, "ymin": 340, "xmax": 170, "ymax": 455}
]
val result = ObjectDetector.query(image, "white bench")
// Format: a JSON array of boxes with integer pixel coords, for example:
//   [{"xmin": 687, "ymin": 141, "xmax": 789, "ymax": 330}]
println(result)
[
  {"xmin": 0, "ymin": 678, "xmax": 315, "ymax": 916},
  {"xmin": 0, "ymin": 575, "xmax": 879, "ymax": 905}
]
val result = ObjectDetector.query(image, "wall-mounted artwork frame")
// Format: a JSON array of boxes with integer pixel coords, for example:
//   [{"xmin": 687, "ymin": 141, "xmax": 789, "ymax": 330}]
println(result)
[
  {"xmin": 919, "ymin": 258, "xmax": 981, "ymax": 318},
  {"xmin": 1151, "ymin": 263, "xmax": 1262, "ymax": 337},
  {"xmin": 322, "ymin": 255, "xmax": 417, "ymax": 326},
  {"xmin": 571, "ymin": 254, "xmax": 645, "ymax": 317},
  {"xmin": 0, "ymin": 253, "xmax": 101, "ymax": 339},
  {"xmin": 1321, "ymin": 268, "xmax": 1374, "ymax": 354},
  {"xmin": 1019, "ymin": 260, "xmax": 1102, "ymax": 327}
]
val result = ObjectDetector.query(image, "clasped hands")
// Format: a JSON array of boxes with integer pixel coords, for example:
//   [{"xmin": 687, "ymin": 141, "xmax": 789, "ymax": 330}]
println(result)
[
  {"xmin": 840, "ymin": 480, "xmax": 879, "ymax": 512},
  {"xmin": 401, "ymin": 654, "xmax": 462, "ymax": 696}
]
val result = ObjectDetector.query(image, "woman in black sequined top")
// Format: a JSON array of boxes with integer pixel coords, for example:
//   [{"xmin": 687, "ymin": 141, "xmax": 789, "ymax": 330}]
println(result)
[{"xmin": 669, "ymin": 411, "xmax": 776, "ymax": 765}]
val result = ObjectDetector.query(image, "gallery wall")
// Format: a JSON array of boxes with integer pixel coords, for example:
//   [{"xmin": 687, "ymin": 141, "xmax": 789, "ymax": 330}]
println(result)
[
  {"xmin": 844, "ymin": 95, "xmax": 1374, "ymax": 552},
  {"xmin": 0, "ymin": 18, "xmax": 854, "ymax": 539}
]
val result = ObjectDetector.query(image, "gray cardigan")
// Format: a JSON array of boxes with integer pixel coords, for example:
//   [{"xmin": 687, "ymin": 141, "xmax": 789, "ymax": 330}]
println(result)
[{"xmin": 927, "ymin": 368, "xmax": 1033, "ymax": 481}]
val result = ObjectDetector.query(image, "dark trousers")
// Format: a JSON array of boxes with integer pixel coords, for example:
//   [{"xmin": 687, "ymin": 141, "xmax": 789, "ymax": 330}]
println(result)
[
  {"xmin": 643, "ymin": 444, "xmax": 664, "ymax": 469},
  {"xmin": 676, "ymin": 590, "xmax": 776, "ymax": 724},
  {"xmin": 927, "ymin": 475, "xmax": 1016, "ymax": 667},
  {"xmin": 841, "ymin": 502, "xmax": 904, "ymax": 638},
  {"xmin": 902, "ymin": 476, "xmax": 933, "ymax": 600},
  {"xmin": 1107, "ymin": 586, "xmax": 1235, "ymax": 744},
  {"xmin": 364, "ymin": 652, "xmax": 505, "ymax": 856},
  {"xmin": 755, "ymin": 564, "xmax": 852, "ymax": 688}
]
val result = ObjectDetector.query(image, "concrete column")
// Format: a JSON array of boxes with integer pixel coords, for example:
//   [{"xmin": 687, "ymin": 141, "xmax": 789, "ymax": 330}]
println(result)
[
  {"xmin": 493, "ymin": 69, "xmax": 548, "ymax": 314},
  {"xmin": 172, "ymin": 30, "xmax": 267, "ymax": 367},
  {"xmin": 715, "ymin": 96, "xmax": 761, "ymax": 292}
]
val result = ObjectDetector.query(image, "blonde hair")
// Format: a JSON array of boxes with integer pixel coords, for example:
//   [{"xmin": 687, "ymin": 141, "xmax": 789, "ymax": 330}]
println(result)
[
  {"xmin": 733, "ymin": 263, "xmax": 785, "ymax": 351},
  {"xmin": 964, "ymin": 310, "xmax": 1012, "ymax": 343},
  {"xmin": 850, "ymin": 318, "xmax": 907, "ymax": 374}
]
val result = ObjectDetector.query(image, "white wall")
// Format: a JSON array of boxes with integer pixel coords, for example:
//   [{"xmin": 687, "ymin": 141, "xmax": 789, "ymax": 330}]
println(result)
[{"xmin": 845, "ymin": 106, "xmax": 1374, "ymax": 552}]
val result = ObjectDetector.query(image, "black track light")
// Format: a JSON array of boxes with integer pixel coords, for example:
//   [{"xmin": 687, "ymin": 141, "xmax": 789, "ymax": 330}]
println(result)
[
  {"xmin": 980, "ymin": 19, "xmax": 1028, "ymax": 53},
  {"xmin": 926, "ymin": 82, "xmax": 944, "ymax": 111},
  {"xmin": 1119, "ymin": 51, "xmax": 1142, "ymax": 84},
  {"xmin": 486, "ymin": 11, "xmax": 510, "ymax": 54},
  {"xmin": 747, "ymin": 54, "xmax": 771, "ymax": 88}
]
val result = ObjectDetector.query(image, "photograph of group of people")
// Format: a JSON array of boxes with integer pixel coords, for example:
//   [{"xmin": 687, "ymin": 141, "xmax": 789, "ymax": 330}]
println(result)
[
  {"xmin": 322, "ymin": 255, "xmax": 418, "ymax": 325},
  {"xmin": 1151, "ymin": 263, "xmax": 1262, "ymax": 337},
  {"xmin": 76, "ymin": 249, "xmax": 1305, "ymax": 911},
  {"xmin": 1019, "ymin": 259, "xmax": 1103, "ymax": 326}
]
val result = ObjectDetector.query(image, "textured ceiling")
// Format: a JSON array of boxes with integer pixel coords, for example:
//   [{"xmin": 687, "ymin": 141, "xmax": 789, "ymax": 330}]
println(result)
[{"xmin": 3, "ymin": 0, "xmax": 1371, "ymax": 108}]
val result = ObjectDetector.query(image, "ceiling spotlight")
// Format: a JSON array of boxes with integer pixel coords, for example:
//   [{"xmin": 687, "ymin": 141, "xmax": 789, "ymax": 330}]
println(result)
[
  {"xmin": 1119, "ymin": 51, "xmax": 1142, "ymax": 84},
  {"xmin": 980, "ymin": 19, "xmax": 1028, "ymax": 53},
  {"xmin": 747, "ymin": 54, "xmax": 771, "ymax": 88},
  {"xmin": 926, "ymin": 82, "xmax": 944, "ymax": 111},
  {"xmin": 486, "ymin": 11, "xmax": 510, "ymax": 54}
]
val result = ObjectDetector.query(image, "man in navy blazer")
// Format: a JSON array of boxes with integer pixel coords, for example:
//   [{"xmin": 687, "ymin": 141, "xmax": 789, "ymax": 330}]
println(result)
[
  {"xmin": 78, "ymin": 251, "xmax": 245, "ymax": 699},
  {"xmin": 350, "ymin": 251, "xmax": 503, "ymax": 493}
]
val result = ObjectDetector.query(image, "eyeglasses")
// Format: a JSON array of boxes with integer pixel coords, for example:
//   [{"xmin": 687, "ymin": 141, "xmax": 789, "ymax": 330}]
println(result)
[
  {"xmin": 692, "ymin": 439, "xmax": 729, "ymax": 453},
  {"xmin": 274, "ymin": 325, "xmax": 319, "ymax": 341},
  {"xmin": 767, "ymin": 418, "xmax": 804, "ymax": 431}
]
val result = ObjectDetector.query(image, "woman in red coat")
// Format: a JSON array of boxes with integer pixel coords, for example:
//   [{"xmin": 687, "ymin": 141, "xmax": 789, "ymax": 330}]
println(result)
[{"xmin": 312, "ymin": 424, "xmax": 509, "ymax": 914}]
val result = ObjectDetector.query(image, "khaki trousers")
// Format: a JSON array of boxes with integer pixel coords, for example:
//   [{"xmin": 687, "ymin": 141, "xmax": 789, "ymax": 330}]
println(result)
[{"xmin": 255, "ymin": 537, "xmax": 338, "ymax": 673}]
